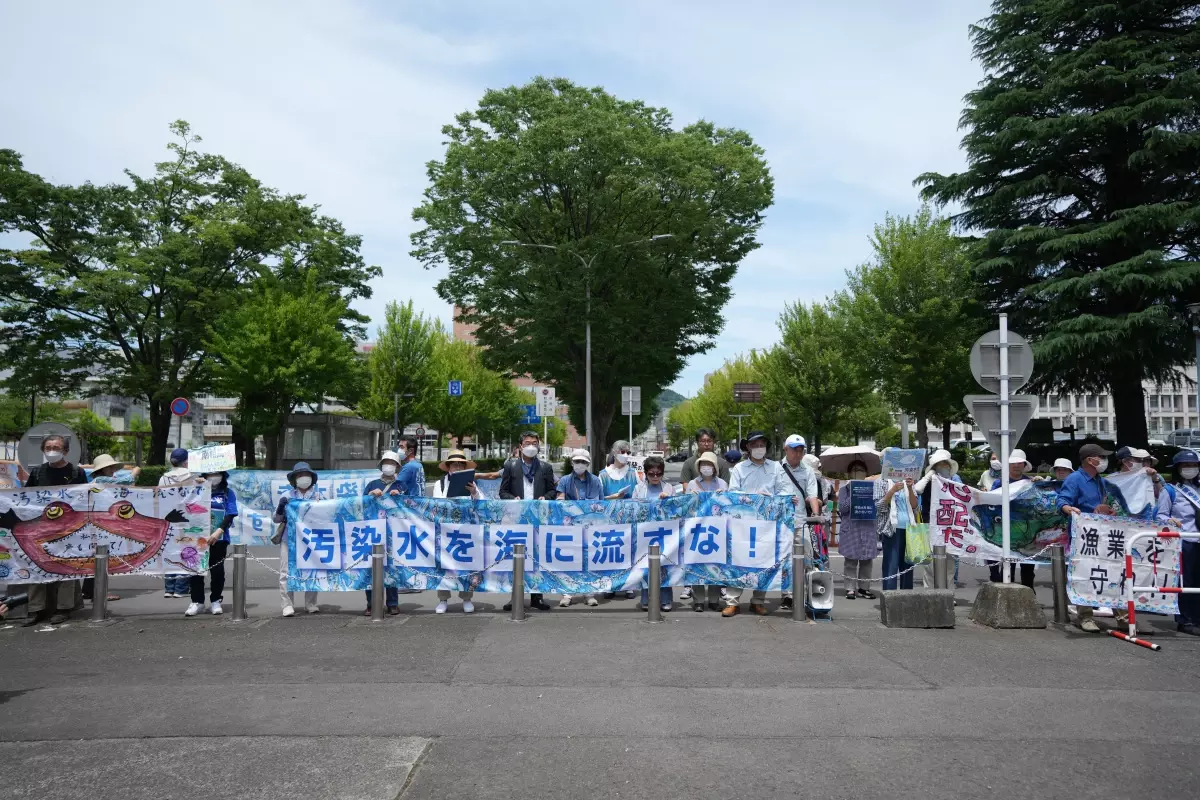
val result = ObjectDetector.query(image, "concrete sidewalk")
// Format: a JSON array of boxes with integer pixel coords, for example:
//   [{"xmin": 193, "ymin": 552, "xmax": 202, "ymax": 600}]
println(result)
[{"xmin": 2, "ymin": 557, "xmax": 1198, "ymax": 800}]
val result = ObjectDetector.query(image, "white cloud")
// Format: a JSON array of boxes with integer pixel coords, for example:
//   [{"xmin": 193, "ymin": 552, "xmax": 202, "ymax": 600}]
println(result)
[{"xmin": 0, "ymin": 0, "xmax": 989, "ymax": 396}]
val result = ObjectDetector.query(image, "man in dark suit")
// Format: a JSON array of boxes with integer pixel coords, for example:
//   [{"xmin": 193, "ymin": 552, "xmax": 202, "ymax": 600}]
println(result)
[
  {"xmin": 498, "ymin": 431, "xmax": 556, "ymax": 612},
  {"xmin": 499, "ymin": 431, "xmax": 558, "ymax": 501}
]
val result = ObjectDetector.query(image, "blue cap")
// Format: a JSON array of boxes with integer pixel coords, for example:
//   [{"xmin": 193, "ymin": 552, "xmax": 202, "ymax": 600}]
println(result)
[
  {"xmin": 1173, "ymin": 449, "xmax": 1200, "ymax": 465},
  {"xmin": 169, "ymin": 447, "xmax": 189, "ymax": 465}
]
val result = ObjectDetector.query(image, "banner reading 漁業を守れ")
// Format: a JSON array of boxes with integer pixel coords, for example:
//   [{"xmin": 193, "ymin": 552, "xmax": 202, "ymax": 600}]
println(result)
[
  {"xmin": 1066, "ymin": 513, "xmax": 1181, "ymax": 614},
  {"xmin": 0, "ymin": 484, "xmax": 211, "ymax": 583},
  {"xmin": 282, "ymin": 491, "xmax": 806, "ymax": 595}
]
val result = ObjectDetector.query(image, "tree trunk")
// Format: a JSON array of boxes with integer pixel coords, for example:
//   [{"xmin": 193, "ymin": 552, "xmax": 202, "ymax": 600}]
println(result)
[
  {"xmin": 148, "ymin": 400, "xmax": 170, "ymax": 465},
  {"xmin": 916, "ymin": 415, "xmax": 929, "ymax": 449},
  {"xmin": 1111, "ymin": 378, "xmax": 1148, "ymax": 447},
  {"xmin": 942, "ymin": 420, "xmax": 952, "ymax": 449},
  {"xmin": 265, "ymin": 430, "xmax": 280, "ymax": 470},
  {"xmin": 594, "ymin": 403, "xmax": 617, "ymax": 454}
]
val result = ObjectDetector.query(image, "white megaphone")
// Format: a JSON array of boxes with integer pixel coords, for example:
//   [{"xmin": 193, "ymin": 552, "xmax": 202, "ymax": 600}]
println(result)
[{"xmin": 806, "ymin": 569, "xmax": 835, "ymax": 612}]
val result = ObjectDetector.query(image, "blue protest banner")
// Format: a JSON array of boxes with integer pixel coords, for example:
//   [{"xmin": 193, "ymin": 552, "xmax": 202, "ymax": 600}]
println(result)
[{"xmin": 849, "ymin": 480, "xmax": 876, "ymax": 520}]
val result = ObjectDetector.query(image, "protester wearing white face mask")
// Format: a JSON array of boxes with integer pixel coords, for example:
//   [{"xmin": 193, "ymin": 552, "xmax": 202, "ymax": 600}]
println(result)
[
  {"xmin": 600, "ymin": 440, "xmax": 639, "ymax": 500},
  {"xmin": 555, "ymin": 449, "xmax": 604, "ymax": 608},
  {"xmin": 979, "ymin": 457, "xmax": 1002, "ymax": 491},
  {"xmin": 1161, "ymin": 450, "xmax": 1200, "ymax": 636},
  {"xmin": 185, "ymin": 471, "xmax": 238, "ymax": 617},
  {"xmin": 683, "ymin": 450, "xmax": 729, "ymax": 612},
  {"xmin": 362, "ymin": 451, "xmax": 405, "ymax": 615},
  {"xmin": 1057, "ymin": 443, "xmax": 1123, "ymax": 632},
  {"xmin": 273, "ymin": 461, "xmax": 321, "ymax": 617},
  {"xmin": 726, "ymin": 431, "xmax": 788, "ymax": 616},
  {"xmin": 914, "ymin": 449, "xmax": 964, "ymax": 589}
]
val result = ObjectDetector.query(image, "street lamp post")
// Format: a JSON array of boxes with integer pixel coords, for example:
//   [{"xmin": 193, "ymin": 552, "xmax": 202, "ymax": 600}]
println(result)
[
  {"xmin": 1189, "ymin": 304, "xmax": 1200, "ymax": 431},
  {"xmin": 500, "ymin": 235, "xmax": 672, "ymax": 460}
]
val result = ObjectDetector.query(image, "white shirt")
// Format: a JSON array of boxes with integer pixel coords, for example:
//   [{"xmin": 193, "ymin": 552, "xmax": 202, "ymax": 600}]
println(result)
[
  {"xmin": 523, "ymin": 476, "xmax": 535, "ymax": 500},
  {"xmin": 780, "ymin": 459, "xmax": 818, "ymax": 499},
  {"xmin": 633, "ymin": 481, "xmax": 676, "ymax": 500},
  {"xmin": 729, "ymin": 458, "xmax": 787, "ymax": 494}
]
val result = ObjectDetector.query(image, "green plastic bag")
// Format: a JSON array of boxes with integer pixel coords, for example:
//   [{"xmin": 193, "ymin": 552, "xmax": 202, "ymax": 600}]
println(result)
[{"xmin": 906, "ymin": 511, "xmax": 932, "ymax": 564}]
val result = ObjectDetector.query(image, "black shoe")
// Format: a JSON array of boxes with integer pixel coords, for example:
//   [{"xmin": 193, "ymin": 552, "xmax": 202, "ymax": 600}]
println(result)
[
  {"xmin": 21, "ymin": 612, "xmax": 47, "ymax": 628},
  {"xmin": 693, "ymin": 603, "xmax": 705, "ymax": 612},
  {"xmin": 707, "ymin": 601, "xmax": 722, "ymax": 612},
  {"xmin": 531, "ymin": 594, "xmax": 551, "ymax": 611},
  {"xmin": 502, "ymin": 602, "xmax": 514, "ymax": 612},
  {"xmin": 780, "ymin": 597, "xmax": 794, "ymax": 610},
  {"xmin": 858, "ymin": 589, "xmax": 877, "ymax": 600},
  {"xmin": 1178, "ymin": 622, "xmax": 1200, "ymax": 636}
]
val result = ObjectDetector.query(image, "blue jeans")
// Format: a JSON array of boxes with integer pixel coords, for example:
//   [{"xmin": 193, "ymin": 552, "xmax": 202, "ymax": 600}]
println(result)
[
  {"xmin": 881, "ymin": 530, "xmax": 913, "ymax": 590},
  {"xmin": 365, "ymin": 587, "xmax": 398, "ymax": 609},
  {"xmin": 164, "ymin": 575, "xmax": 189, "ymax": 595},
  {"xmin": 1177, "ymin": 541, "xmax": 1200, "ymax": 625},
  {"xmin": 640, "ymin": 587, "xmax": 674, "ymax": 607}
]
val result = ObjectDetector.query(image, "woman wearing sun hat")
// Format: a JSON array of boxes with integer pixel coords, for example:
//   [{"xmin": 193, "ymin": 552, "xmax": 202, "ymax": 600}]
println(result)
[
  {"xmin": 431, "ymin": 450, "xmax": 480, "ymax": 614},
  {"xmin": 273, "ymin": 461, "xmax": 322, "ymax": 617},
  {"xmin": 914, "ymin": 448, "xmax": 964, "ymax": 588}
]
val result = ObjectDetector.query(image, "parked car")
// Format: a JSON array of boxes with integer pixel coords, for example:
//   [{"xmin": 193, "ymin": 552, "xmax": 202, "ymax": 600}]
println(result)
[
  {"xmin": 667, "ymin": 452, "xmax": 689, "ymax": 462},
  {"xmin": 1166, "ymin": 429, "xmax": 1200, "ymax": 448}
]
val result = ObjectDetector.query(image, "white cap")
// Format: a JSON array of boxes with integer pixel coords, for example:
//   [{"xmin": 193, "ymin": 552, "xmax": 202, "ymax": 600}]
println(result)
[
  {"xmin": 1008, "ymin": 448, "xmax": 1031, "ymax": 467},
  {"xmin": 379, "ymin": 450, "xmax": 401, "ymax": 465},
  {"xmin": 1053, "ymin": 458, "xmax": 1073, "ymax": 470},
  {"xmin": 569, "ymin": 448, "xmax": 591, "ymax": 464},
  {"xmin": 784, "ymin": 434, "xmax": 807, "ymax": 449},
  {"xmin": 1132, "ymin": 447, "xmax": 1156, "ymax": 463}
]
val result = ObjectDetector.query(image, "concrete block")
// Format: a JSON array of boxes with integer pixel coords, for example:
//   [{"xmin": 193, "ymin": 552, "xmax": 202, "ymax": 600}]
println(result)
[
  {"xmin": 879, "ymin": 589, "xmax": 956, "ymax": 628},
  {"xmin": 969, "ymin": 582, "xmax": 1047, "ymax": 629}
]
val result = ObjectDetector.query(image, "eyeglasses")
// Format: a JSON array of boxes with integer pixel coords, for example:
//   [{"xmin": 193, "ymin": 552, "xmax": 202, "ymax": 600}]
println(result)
[{"xmin": 645, "ymin": 470, "xmax": 664, "ymax": 477}]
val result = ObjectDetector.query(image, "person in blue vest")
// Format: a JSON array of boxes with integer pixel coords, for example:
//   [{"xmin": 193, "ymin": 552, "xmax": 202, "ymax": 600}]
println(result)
[
  {"xmin": 1057, "ymin": 443, "xmax": 1123, "ymax": 632},
  {"xmin": 186, "ymin": 470, "xmax": 237, "ymax": 617},
  {"xmin": 556, "ymin": 449, "xmax": 604, "ymax": 608},
  {"xmin": 1158, "ymin": 450, "xmax": 1200, "ymax": 636}
]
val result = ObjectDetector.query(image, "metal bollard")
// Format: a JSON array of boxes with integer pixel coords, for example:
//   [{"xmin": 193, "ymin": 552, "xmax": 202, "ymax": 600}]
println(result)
[
  {"xmin": 370, "ymin": 543, "xmax": 385, "ymax": 622},
  {"xmin": 932, "ymin": 544, "xmax": 948, "ymax": 590},
  {"xmin": 510, "ymin": 544, "xmax": 526, "ymax": 622},
  {"xmin": 792, "ymin": 527, "xmax": 805, "ymax": 622},
  {"xmin": 231, "ymin": 544, "xmax": 248, "ymax": 622},
  {"xmin": 647, "ymin": 543, "xmax": 663, "ymax": 623},
  {"xmin": 91, "ymin": 545, "xmax": 109, "ymax": 622},
  {"xmin": 1050, "ymin": 543, "xmax": 1070, "ymax": 624}
]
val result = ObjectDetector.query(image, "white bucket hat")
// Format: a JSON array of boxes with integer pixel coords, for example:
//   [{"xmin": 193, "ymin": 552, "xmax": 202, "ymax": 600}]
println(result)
[
  {"xmin": 1052, "ymin": 457, "xmax": 1073, "ymax": 471},
  {"xmin": 1008, "ymin": 448, "xmax": 1032, "ymax": 470}
]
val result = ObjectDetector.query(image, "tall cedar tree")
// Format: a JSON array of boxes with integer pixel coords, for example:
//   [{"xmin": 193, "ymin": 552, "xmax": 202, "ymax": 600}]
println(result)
[{"xmin": 919, "ymin": 1, "xmax": 1200, "ymax": 445}]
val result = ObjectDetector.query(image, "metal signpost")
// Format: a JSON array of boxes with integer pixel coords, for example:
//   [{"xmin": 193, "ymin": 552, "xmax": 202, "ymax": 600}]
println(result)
[
  {"xmin": 622, "ymin": 386, "xmax": 641, "ymax": 445},
  {"xmin": 966, "ymin": 317, "xmax": 1036, "ymax": 583}
]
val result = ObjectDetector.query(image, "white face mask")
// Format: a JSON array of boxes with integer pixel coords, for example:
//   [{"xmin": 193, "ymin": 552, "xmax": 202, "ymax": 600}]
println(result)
[
  {"xmin": 990, "ymin": 460, "xmax": 1001, "ymax": 472},
  {"xmin": 207, "ymin": 475, "xmax": 223, "ymax": 487},
  {"xmin": 572, "ymin": 462, "xmax": 589, "ymax": 476},
  {"xmin": 1124, "ymin": 460, "xmax": 1142, "ymax": 471},
  {"xmin": 699, "ymin": 465, "xmax": 715, "ymax": 479},
  {"xmin": 750, "ymin": 447, "xmax": 767, "ymax": 461},
  {"xmin": 935, "ymin": 465, "xmax": 952, "ymax": 478},
  {"xmin": 615, "ymin": 453, "xmax": 629, "ymax": 465},
  {"xmin": 1095, "ymin": 458, "xmax": 1109, "ymax": 473},
  {"xmin": 522, "ymin": 445, "xmax": 539, "ymax": 458},
  {"xmin": 44, "ymin": 450, "xmax": 64, "ymax": 462},
  {"xmin": 1182, "ymin": 466, "xmax": 1200, "ymax": 481},
  {"xmin": 295, "ymin": 476, "xmax": 313, "ymax": 490},
  {"xmin": 381, "ymin": 463, "xmax": 397, "ymax": 477}
]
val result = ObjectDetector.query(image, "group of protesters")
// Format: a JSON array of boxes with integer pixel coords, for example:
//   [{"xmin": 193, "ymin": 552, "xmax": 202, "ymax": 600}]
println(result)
[{"xmin": 7, "ymin": 428, "xmax": 1198, "ymax": 637}]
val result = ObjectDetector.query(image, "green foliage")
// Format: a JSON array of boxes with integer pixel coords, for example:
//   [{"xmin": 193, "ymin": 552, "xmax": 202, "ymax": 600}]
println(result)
[
  {"xmin": 756, "ymin": 301, "xmax": 881, "ymax": 452},
  {"xmin": 0, "ymin": 121, "xmax": 378, "ymax": 463},
  {"xmin": 359, "ymin": 300, "xmax": 444, "ymax": 427},
  {"xmin": 680, "ymin": 354, "xmax": 763, "ymax": 448},
  {"xmin": 0, "ymin": 395, "xmax": 68, "ymax": 432},
  {"xmin": 420, "ymin": 338, "xmax": 524, "ymax": 447},
  {"xmin": 839, "ymin": 207, "xmax": 987, "ymax": 447},
  {"xmin": 207, "ymin": 270, "xmax": 362, "ymax": 468},
  {"xmin": 918, "ymin": 1, "xmax": 1200, "ymax": 445},
  {"xmin": 134, "ymin": 465, "xmax": 169, "ymax": 486},
  {"xmin": 874, "ymin": 425, "xmax": 901, "ymax": 449},
  {"xmin": 411, "ymin": 77, "xmax": 774, "ymax": 448}
]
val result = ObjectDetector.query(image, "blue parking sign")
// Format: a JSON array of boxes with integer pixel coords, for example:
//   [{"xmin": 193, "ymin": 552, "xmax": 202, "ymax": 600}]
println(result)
[
  {"xmin": 448, "ymin": 380, "xmax": 463, "ymax": 396},
  {"xmin": 519, "ymin": 404, "xmax": 538, "ymax": 425}
]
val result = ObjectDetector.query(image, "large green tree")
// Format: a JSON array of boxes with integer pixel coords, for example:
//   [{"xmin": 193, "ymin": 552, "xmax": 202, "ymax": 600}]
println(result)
[
  {"xmin": 208, "ymin": 271, "xmax": 362, "ymax": 468},
  {"xmin": 411, "ymin": 77, "xmax": 774, "ymax": 452},
  {"xmin": 839, "ymin": 208, "xmax": 988, "ymax": 447},
  {"xmin": 420, "ymin": 338, "xmax": 524, "ymax": 449},
  {"xmin": 0, "ymin": 121, "xmax": 378, "ymax": 462},
  {"xmin": 359, "ymin": 300, "xmax": 444, "ymax": 431},
  {"xmin": 757, "ymin": 300, "xmax": 881, "ymax": 452},
  {"xmin": 919, "ymin": 1, "xmax": 1200, "ymax": 445}
]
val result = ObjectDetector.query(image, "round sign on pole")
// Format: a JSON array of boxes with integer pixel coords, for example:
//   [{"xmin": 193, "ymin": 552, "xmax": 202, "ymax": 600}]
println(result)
[
  {"xmin": 415, "ymin": 427, "xmax": 425, "ymax": 437},
  {"xmin": 170, "ymin": 397, "xmax": 190, "ymax": 416}
]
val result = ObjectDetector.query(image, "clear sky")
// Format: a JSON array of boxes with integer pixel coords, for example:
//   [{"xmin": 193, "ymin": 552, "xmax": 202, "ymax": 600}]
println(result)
[{"xmin": 0, "ymin": 0, "xmax": 990, "ymax": 396}]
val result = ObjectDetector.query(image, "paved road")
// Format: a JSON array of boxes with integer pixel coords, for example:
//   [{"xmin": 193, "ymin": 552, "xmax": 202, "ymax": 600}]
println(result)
[{"xmin": 2, "ymin": 557, "xmax": 1198, "ymax": 799}]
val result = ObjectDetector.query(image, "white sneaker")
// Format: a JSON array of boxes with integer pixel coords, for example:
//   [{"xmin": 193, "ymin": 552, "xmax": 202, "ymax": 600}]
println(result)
[
  {"xmin": 210, "ymin": 601, "xmax": 223, "ymax": 615},
  {"xmin": 305, "ymin": 603, "xmax": 320, "ymax": 614},
  {"xmin": 1080, "ymin": 618, "xmax": 1101, "ymax": 633},
  {"xmin": 462, "ymin": 601, "xmax": 475, "ymax": 614},
  {"xmin": 680, "ymin": 587, "xmax": 693, "ymax": 601},
  {"xmin": 559, "ymin": 595, "xmax": 573, "ymax": 608},
  {"xmin": 164, "ymin": 591, "xmax": 173, "ymax": 598},
  {"xmin": 435, "ymin": 601, "xmax": 448, "ymax": 614},
  {"xmin": 282, "ymin": 605, "xmax": 295, "ymax": 617},
  {"xmin": 586, "ymin": 595, "xmax": 599, "ymax": 607},
  {"xmin": 184, "ymin": 602, "xmax": 203, "ymax": 617}
]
